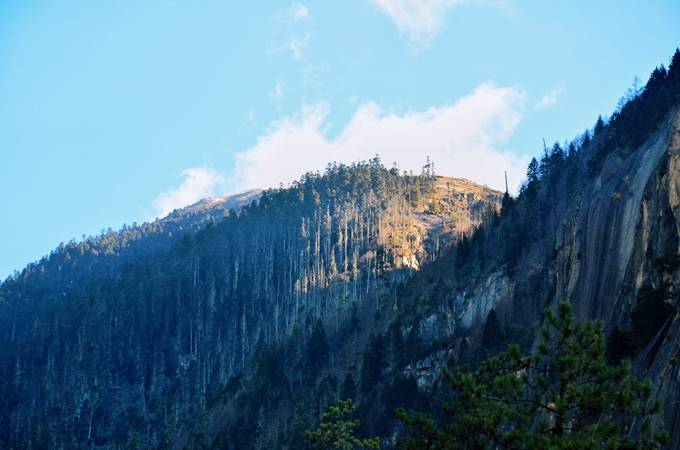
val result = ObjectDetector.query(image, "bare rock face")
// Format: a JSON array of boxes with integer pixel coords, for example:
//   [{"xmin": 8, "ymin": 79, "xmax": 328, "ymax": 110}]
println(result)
[
  {"xmin": 551, "ymin": 113, "xmax": 680, "ymax": 444},
  {"xmin": 451, "ymin": 270, "xmax": 512, "ymax": 330},
  {"xmin": 408, "ymin": 113, "xmax": 680, "ymax": 445},
  {"xmin": 562, "ymin": 117, "xmax": 676, "ymax": 324},
  {"xmin": 402, "ymin": 348, "xmax": 455, "ymax": 388},
  {"xmin": 467, "ymin": 113, "xmax": 680, "ymax": 445},
  {"xmin": 532, "ymin": 111, "xmax": 680, "ymax": 444}
]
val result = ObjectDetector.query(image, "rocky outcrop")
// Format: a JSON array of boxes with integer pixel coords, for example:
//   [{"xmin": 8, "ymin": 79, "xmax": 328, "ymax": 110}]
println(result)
[
  {"xmin": 404, "ymin": 112, "xmax": 680, "ymax": 446},
  {"xmin": 451, "ymin": 270, "xmax": 512, "ymax": 329},
  {"xmin": 552, "ymin": 114, "xmax": 680, "ymax": 443},
  {"xmin": 379, "ymin": 176, "xmax": 502, "ymax": 270}
]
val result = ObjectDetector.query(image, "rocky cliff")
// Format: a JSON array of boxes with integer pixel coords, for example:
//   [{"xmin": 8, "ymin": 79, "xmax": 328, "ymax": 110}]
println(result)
[{"xmin": 403, "ymin": 111, "xmax": 680, "ymax": 447}]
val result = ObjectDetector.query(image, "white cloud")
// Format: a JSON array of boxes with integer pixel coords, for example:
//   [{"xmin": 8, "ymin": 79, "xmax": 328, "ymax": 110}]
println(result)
[
  {"xmin": 232, "ymin": 83, "xmax": 529, "ymax": 193},
  {"xmin": 534, "ymin": 87, "xmax": 563, "ymax": 110},
  {"xmin": 287, "ymin": 3, "xmax": 310, "ymax": 21},
  {"xmin": 153, "ymin": 168, "xmax": 224, "ymax": 218},
  {"xmin": 287, "ymin": 33, "xmax": 310, "ymax": 60},
  {"xmin": 270, "ymin": 35, "xmax": 310, "ymax": 61},
  {"xmin": 372, "ymin": 0, "xmax": 465, "ymax": 50},
  {"xmin": 372, "ymin": 0, "xmax": 510, "ymax": 51},
  {"xmin": 272, "ymin": 4, "xmax": 311, "ymax": 60},
  {"xmin": 273, "ymin": 33, "xmax": 311, "ymax": 60}
]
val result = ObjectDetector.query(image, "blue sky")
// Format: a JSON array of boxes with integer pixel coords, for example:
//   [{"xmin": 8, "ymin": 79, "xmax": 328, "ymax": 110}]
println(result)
[{"xmin": 1, "ymin": 0, "xmax": 679, "ymax": 278}]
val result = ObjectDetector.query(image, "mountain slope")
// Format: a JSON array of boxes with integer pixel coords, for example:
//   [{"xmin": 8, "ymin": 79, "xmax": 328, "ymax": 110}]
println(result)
[
  {"xmin": 0, "ymin": 163, "xmax": 501, "ymax": 449},
  {"xmin": 387, "ymin": 52, "xmax": 680, "ymax": 448},
  {"xmin": 5, "ymin": 189, "xmax": 261, "ymax": 287},
  {"xmin": 2, "ymin": 49, "xmax": 679, "ymax": 450}
]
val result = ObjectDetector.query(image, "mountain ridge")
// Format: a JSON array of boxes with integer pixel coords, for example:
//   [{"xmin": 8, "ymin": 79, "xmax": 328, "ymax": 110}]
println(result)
[
  {"xmin": 1, "ymin": 49, "xmax": 680, "ymax": 449},
  {"xmin": 0, "ymin": 161, "xmax": 504, "ymax": 449}
]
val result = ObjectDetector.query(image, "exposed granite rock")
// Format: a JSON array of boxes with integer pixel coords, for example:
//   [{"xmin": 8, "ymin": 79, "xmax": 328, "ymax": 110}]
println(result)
[
  {"xmin": 414, "ymin": 113, "xmax": 680, "ymax": 446},
  {"xmin": 451, "ymin": 270, "xmax": 512, "ymax": 329}
]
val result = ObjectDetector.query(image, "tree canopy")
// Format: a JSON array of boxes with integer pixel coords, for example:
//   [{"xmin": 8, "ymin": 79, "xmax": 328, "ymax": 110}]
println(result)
[{"xmin": 398, "ymin": 301, "xmax": 668, "ymax": 450}]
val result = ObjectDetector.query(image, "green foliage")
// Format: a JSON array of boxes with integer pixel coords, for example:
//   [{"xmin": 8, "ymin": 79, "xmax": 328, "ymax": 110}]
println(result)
[
  {"xmin": 398, "ymin": 301, "xmax": 669, "ymax": 449},
  {"xmin": 3, "ymin": 49, "xmax": 680, "ymax": 449},
  {"xmin": 305, "ymin": 399, "xmax": 380, "ymax": 450},
  {"xmin": 0, "ymin": 159, "xmax": 437, "ymax": 448}
]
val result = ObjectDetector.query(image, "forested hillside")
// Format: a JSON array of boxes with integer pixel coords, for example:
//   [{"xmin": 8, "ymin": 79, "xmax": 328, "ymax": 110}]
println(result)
[
  {"xmin": 5, "ymin": 189, "xmax": 262, "ymax": 288},
  {"xmin": 2, "ymin": 48, "xmax": 680, "ymax": 450},
  {"xmin": 206, "ymin": 48, "xmax": 680, "ymax": 449},
  {"xmin": 0, "ymin": 162, "xmax": 501, "ymax": 449}
]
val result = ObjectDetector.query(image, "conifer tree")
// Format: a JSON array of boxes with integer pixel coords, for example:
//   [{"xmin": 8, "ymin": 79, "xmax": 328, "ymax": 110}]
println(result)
[
  {"xmin": 526, "ymin": 157, "xmax": 539, "ymax": 184},
  {"xmin": 305, "ymin": 400, "xmax": 380, "ymax": 450},
  {"xmin": 594, "ymin": 115, "xmax": 606, "ymax": 136},
  {"xmin": 668, "ymin": 48, "xmax": 680, "ymax": 88},
  {"xmin": 398, "ymin": 301, "xmax": 668, "ymax": 449}
]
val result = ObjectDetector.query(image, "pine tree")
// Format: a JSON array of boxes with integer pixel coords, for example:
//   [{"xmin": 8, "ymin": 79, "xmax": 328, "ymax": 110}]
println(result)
[
  {"xmin": 668, "ymin": 48, "xmax": 680, "ymax": 88},
  {"xmin": 549, "ymin": 142, "xmax": 565, "ymax": 168},
  {"xmin": 581, "ymin": 130, "xmax": 591, "ymax": 148},
  {"xmin": 398, "ymin": 301, "xmax": 668, "ymax": 449},
  {"xmin": 594, "ymin": 115, "xmax": 606, "ymax": 136},
  {"xmin": 305, "ymin": 399, "xmax": 380, "ymax": 450},
  {"xmin": 526, "ymin": 157, "xmax": 539, "ymax": 184}
]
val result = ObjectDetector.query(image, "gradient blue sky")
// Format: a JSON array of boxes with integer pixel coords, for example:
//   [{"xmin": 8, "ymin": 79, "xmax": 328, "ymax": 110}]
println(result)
[{"xmin": 1, "ymin": 0, "xmax": 679, "ymax": 278}]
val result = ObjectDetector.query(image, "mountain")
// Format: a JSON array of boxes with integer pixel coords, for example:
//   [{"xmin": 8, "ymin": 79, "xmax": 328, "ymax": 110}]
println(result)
[
  {"xmin": 384, "ymin": 52, "xmax": 680, "ymax": 447},
  {"xmin": 4, "ymin": 188, "xmax": 262, "ymax": 286},
  {"xmin": 1, "ymin": 49, "xmax": 679, "ymax": 450},
  {"xmin": 0, "ymin": 163, "xmax": 501, "ymax": 449},
  {"xmin": 167, "ymin": 189, "xmax": 263, "ymax": 221}
]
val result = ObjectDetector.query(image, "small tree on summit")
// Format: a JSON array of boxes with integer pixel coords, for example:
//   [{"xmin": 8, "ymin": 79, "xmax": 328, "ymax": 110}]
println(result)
[
  {"xmin": 527, "ymin": 157, "xmax": 540, "ymax": 184},
  {"xmin": 594, "ymin": 115, "xmax": 606, "ymax": 136},
  {"xmin": 668, "ymin": 48, "xmax": 680, "ymax": 85}
]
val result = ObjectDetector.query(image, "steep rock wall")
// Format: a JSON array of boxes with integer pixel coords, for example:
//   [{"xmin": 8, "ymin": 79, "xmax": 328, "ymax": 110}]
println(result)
[{"xmin": 413, "ymin": 113, "xmax": 680, "ymax": 445}]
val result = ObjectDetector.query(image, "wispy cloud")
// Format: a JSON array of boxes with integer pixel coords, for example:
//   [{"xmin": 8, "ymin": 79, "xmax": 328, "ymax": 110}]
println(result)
[
  {"xmin": 287, "ymin": 3, "xmax": 310, "ymax": 21},
  {"xmin": 272, "ymin": 3, "xmax": 311, "ymax": 60},
  {"xmin": 152, "ymin": 168, "xmax": 224, "ymax": 218},
  {"xmin": 232, "ymin": 83, "xmax": 529, "ymax": 193},
  {"xmin": 372, "ymin": 0, "xmax": 510, "ymax": 51},
  {"xmin": 372, "ymin": 0, "xmax": 465, "ymax": 50},
  {"xmin": 282, "ymin": 33, "xmax": 310, "ymax": 60},
  {"xmin": 269, "ymin": 79, "xmax": 285, "ymax": 103},
  {"xmin": 534, "ymin": 87, "xmax": 563, "ymax": 110}
]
